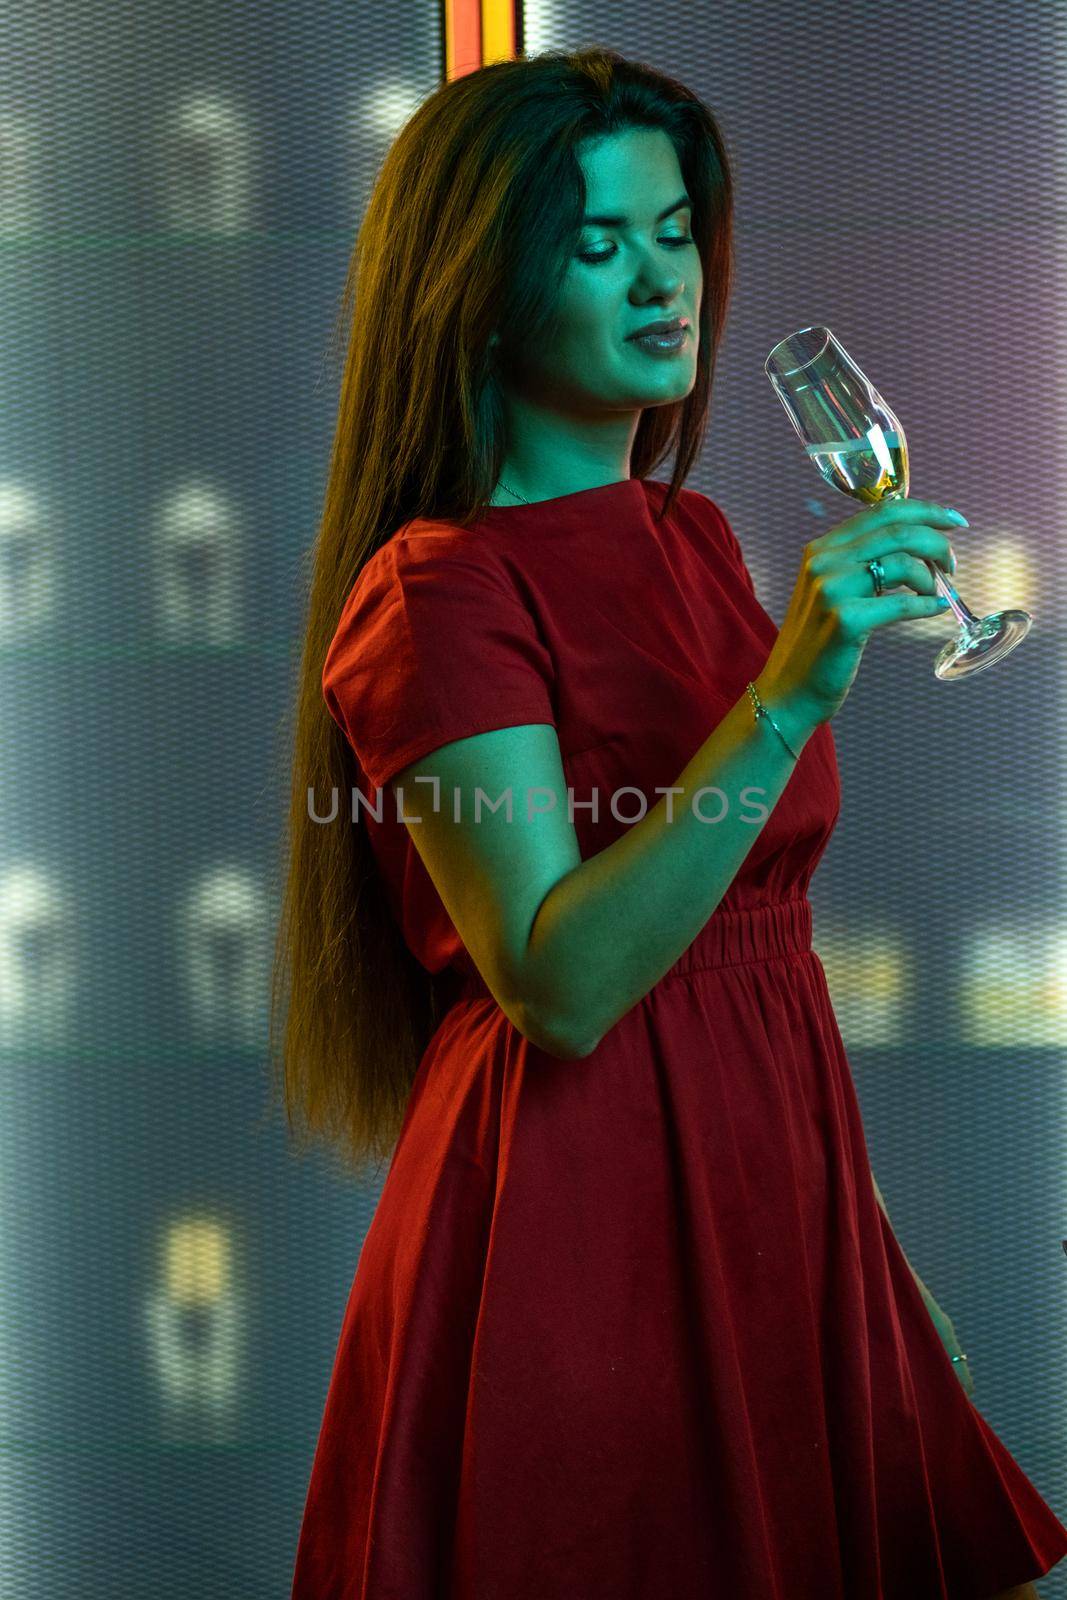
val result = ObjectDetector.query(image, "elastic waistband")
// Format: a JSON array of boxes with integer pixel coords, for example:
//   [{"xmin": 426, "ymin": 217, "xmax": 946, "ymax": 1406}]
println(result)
[{"xmin": 443, "ymin": 896, "xmax": 814, "ymax": 1006}]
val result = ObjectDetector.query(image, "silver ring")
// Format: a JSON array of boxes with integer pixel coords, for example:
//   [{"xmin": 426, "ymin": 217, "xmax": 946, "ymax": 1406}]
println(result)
[{"xmin": 867, "ymin": 557, "xmax": 886, "ymax": 597}]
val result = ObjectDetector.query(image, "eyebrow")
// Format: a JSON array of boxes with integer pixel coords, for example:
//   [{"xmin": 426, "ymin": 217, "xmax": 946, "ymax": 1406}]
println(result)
[{"xmin": 581, "ymin": 193, "xmax": 692, "ymax": 227}]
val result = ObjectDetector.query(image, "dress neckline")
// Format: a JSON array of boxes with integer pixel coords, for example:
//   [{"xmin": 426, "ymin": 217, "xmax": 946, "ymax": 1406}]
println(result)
[{"xmin": 479, "ymin": 477, "xmax": 650, "ymax": 516}]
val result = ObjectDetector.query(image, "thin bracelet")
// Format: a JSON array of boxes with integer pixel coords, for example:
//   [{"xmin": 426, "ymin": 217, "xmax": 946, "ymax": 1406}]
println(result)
[{"xmin": 746, "ymin": 680, "xmax": 800, "ymax": 762}]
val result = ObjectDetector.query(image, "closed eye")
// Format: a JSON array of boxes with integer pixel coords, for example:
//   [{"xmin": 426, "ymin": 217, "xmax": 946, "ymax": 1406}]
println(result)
[{"xmin": 578, "ymin": 237, "xmax": 695, "ymax": 265}]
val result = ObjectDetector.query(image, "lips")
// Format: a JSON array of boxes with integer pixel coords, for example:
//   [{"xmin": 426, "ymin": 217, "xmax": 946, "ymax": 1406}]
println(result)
[{"xmin": 628, "ymin": 317, "xmax": 690, "ymax": 340}]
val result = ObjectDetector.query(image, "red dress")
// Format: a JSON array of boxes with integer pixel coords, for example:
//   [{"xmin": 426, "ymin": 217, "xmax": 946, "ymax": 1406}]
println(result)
[{"xmin": 292, "ymin": 478, "xmax": 1067, "ymax": 1599}]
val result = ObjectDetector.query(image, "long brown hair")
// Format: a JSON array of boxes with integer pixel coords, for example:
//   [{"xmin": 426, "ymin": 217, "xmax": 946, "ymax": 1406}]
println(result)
[{"xmin": 266, "ymin": 46, "xmax": 735, "ymax": 1184}]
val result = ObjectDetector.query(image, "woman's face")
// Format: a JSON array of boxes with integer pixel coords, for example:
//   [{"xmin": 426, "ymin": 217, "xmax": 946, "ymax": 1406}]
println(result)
[{"xmin": 504, "ymin": 125, "xmax": 702, "ymax": 417}]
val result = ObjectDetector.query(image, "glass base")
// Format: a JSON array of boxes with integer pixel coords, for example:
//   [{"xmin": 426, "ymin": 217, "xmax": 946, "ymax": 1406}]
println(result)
[{"xmin": 934, "ymin": 609, "xmax": 1032, "ymax": 681}]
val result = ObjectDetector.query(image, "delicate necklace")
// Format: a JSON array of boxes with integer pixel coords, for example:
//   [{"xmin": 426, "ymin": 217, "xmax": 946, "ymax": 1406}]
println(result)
[{"xmin": 497, "ymin": 478, "xmax": 531, "ymax": 506}]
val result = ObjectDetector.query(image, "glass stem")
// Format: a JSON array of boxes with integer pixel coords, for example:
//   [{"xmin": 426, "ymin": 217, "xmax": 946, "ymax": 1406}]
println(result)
[
  {"xmin": 889, "ymin": 492, "xmax": 979, "ymax": 629},
  {"xmin": 929, "ymin": 561, "xmax": 979, "ymax": 628},
  {"xmin": 889, "ymin": 489, "xmax": 979, "ymax": 627}
]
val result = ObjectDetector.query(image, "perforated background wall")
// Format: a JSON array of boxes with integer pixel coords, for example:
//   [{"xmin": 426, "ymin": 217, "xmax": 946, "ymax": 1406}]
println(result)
[{"xmin": 5, "ymin": 1, "xmax": 1065, "ymax": 1593}]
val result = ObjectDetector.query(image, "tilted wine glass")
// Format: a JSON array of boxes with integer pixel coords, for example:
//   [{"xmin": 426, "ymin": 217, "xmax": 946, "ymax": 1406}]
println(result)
[{"xmin": 764, "ymin": 326, "xmax": 1032, "ymax": 680}]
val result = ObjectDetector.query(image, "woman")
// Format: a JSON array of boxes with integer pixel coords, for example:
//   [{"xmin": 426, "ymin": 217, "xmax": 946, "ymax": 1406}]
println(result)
[{"xmin": 276, "ymin": 47, "xmax": 1067, "ymax": 1599}]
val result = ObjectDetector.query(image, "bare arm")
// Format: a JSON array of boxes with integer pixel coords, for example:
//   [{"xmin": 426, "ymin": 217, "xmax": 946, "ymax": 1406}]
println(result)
[
  {"xmin": 523, "ymin": 672, "xmax": 821, "ymax": 1054},
  {"xmin": 387, "ymin": 671, "xmax": 818, "ymax": 1060},
  {"xmin": 871, "ymin": 1168, "xmax": 929, "ymax": 1293},
  {"xmin": 872, "ymin": 1170, "xmax": 889, "ymax": 1217}
]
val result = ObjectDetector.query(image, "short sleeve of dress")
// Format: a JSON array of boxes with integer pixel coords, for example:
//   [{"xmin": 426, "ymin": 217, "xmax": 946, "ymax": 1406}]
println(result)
[
  {"xmin": 679, "ymin": 487, "xmax": 759, "ymax": 600},
  {"xmin": 322, "ymin": 536, "xmax": 557, "ymax": 792}
]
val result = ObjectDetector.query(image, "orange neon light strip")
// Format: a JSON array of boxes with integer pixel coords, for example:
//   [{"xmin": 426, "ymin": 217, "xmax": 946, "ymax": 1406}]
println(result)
[{"xmin": 443, "ymin": 0, "xmax": 523, "ymax": 80}]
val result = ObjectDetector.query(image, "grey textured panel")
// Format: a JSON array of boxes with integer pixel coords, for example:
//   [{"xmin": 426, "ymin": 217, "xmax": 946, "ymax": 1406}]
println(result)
[
  {"xmin": 5, "ymin": 0, "xmax": 1065, "ymax": 1594},
  {"xmin": 4, "ymin": 3, "xmax": 443, "ymax": 1597}
]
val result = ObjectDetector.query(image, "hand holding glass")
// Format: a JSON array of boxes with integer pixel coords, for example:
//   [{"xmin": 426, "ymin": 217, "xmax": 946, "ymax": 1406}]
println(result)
[{"xmin": 764, "ymin": 326, "xmax": 1031, "ymax": 680}]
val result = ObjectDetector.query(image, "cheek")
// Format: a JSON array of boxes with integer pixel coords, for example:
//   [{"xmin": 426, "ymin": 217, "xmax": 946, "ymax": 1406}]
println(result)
[{"xmin": 561, "ymin": 278, "xmax": 616, "ymax": 329}]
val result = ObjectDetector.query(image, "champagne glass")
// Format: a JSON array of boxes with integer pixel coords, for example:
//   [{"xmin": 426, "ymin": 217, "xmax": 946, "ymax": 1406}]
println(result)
[{"xmin": 764, "ymin": 326, "xmax": 1032, "ymax": 680}]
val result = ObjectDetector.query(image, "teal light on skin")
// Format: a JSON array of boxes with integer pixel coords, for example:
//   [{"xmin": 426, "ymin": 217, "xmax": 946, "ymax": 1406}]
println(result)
[{"xmin": 488, "ymin": 125, "xmax": 702, "ymax": 507}]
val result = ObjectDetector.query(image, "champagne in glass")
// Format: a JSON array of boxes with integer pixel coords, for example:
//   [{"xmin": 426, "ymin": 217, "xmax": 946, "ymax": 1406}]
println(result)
[{"xmin": 764, "ymin": 326, "xmax": 1032, "ymax": 680}]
